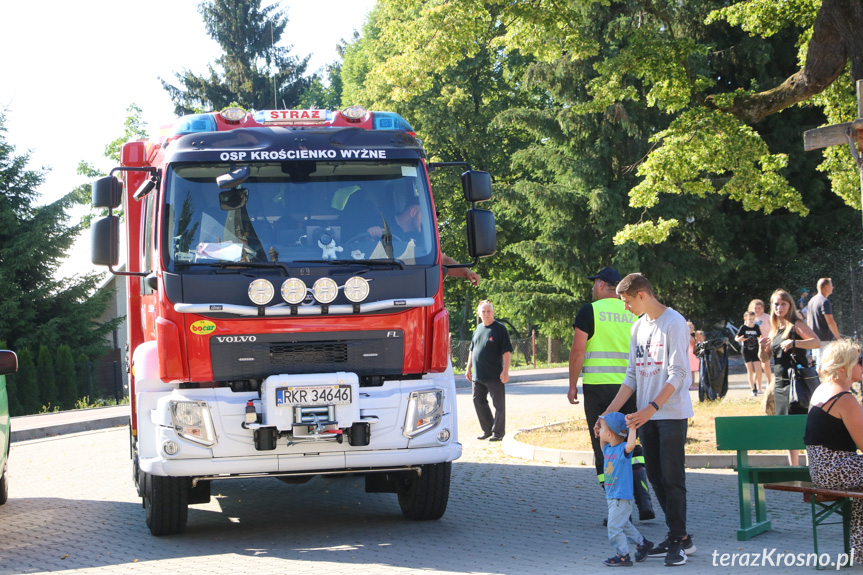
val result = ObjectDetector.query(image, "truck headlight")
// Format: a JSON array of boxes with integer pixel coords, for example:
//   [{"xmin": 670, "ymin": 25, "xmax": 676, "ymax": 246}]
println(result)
[
  {"xmin": 403, "ymin": 390, "xmax": 444, "ymax": 438},
  {"xmin": 170, "ymin": 400, "xmax": 217, "ymax": 446}
]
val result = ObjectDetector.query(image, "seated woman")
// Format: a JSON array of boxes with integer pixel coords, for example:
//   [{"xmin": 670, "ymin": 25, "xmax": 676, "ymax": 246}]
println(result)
[{"xmin": 804, "ymin": 339, "xmax": 863, "ymax": 559}]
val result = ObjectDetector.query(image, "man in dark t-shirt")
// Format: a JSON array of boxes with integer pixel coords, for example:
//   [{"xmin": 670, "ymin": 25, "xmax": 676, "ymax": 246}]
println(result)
[
  {"xmin": 807, "ymin": 277, "xmax": 841, "ymax": 369},
  {"xmin": 466, "ymin": 300, "xmax": 513, "ymax": 441}
]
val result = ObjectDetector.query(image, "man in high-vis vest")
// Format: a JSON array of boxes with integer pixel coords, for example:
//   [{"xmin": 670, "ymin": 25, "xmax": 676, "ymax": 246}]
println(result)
[{"xmin": 568, "ymin": 267, "xmax": 655, "ymax": 521}]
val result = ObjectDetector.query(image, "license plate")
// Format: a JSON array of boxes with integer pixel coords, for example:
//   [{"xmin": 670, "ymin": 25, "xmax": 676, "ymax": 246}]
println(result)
[{"xmin": 276, "ymin": 385, "xmax": 352, "ymax": 406}]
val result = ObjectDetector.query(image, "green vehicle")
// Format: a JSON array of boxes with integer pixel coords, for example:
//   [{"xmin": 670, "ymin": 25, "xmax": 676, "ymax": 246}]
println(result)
[{"xmin": 0, "ymin": 350, "xmax": 17, "ymax": 505}]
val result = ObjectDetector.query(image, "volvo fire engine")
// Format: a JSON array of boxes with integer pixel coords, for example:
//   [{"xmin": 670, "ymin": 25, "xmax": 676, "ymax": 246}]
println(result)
[{"xmin": 90, "ymin": 105, "xmax": 496, "ymax": 535}]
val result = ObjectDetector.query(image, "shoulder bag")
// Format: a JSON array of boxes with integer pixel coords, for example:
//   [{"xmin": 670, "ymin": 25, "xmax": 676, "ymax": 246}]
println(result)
[{"xmin": 787, "ymin": 328, "xmax": 819, "ymax": 410}]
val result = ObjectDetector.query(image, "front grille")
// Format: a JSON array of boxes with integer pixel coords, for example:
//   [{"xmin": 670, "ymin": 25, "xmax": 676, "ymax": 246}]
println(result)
[
  {"xmin": 270, "ymin": 342, "xmax": 348, "ymax": 366},
  {"xmin": 210, "ymin": 330, "xmax": 403, "ymax": 381}
]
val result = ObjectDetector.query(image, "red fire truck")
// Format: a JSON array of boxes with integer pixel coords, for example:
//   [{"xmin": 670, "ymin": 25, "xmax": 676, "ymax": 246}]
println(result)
[{"xmin": 90, "ymin": 105, "xmax": 495, "ymax": 535}]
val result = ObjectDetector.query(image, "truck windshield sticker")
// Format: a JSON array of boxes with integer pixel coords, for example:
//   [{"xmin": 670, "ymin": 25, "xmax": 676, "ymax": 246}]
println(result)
[{"xmin": 219, "ymin": 150, "xmax": 388, "ymax": 161}]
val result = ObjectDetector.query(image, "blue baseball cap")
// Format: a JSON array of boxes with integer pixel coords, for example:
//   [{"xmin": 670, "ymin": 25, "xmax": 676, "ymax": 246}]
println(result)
[{"xmin": 600, "ymin": 412, "xmax": 628, "ymax": 437}]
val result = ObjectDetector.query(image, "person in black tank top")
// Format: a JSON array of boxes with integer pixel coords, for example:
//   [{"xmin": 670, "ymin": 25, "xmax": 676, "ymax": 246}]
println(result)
[
  {"xmin": 804, "ymin": 339, "xmax": 863, "ymax": 561},
  {"xmin": 761, "ymin": 289, "xmax": 821, "ymax": 466}
]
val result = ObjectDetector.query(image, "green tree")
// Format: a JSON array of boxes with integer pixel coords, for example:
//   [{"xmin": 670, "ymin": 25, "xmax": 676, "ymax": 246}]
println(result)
[
  {"xmin": 76, "ymin": 352, "xmax": 90, "ymax": 401},
  {"xmin": 0, "ymin": 114, "xmax": 117, "ymax": 360},
  {"xmin": 13, "ymin": 348, "xmax": 38, "ymax": 415},
  {"xmin": 361, "ymin": 0, "xmax": 863, "ymax": 244},
  {"xmin": 162, "ymin": 0, "xmax": 313, "ymax": 114},
  {"xmin": 37, "ymin": 345, "xmax": 57, "ymax": 410},
  {"xmin": 56, "ymin": 345, "xmax": 77, "ymax": 410},
  {"xmin": 342, "ymin": 2, "xmax": 544, "ymax": 336}
]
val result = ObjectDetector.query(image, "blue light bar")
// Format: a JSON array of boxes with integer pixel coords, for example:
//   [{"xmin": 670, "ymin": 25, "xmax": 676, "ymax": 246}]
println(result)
[
  {"xmin": 172, "ymin": 114, "xmax": 218, "ymax": 135},
  {"xmin": 373, "ymin": 112, "xmax": 414, "ymax": 132}
]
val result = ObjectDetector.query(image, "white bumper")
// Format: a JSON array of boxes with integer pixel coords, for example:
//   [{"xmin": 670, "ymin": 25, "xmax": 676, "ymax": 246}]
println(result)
[{"xmin": 136, "ymin": 368, "xmax": 461, "ymax": 477}]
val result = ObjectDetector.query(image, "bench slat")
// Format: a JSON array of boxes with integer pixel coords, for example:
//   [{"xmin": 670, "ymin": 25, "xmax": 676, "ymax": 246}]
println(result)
[{"xmin": 765, "ymin": 482, "xmax": 863, "ymax": 500}]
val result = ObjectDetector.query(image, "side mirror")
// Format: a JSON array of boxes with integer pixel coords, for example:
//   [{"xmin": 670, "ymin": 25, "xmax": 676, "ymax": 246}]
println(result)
[
  {"xmin": 466, "ymin": 209, "xmax": 496, "ymax": 258},
  {"xmin": 461, "ymin": 170, "xmax": 492, "ymax": 203},
  {"xmin": 92, "ymin": 215, "xmax": 120, "ymax": 266},
  {"xmin": 0, "ymin": 350, "xmax": 18, "ymax": 376},
  {"xmin": 92, "ymin": 176, "xmax": 123, "ymax": 209}
]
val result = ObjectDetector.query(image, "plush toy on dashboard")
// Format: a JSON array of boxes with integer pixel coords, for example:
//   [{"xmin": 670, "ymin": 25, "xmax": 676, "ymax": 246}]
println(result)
[{"xmin": 317, "ymin": 228, "xmax": 343, "ymax": 260}]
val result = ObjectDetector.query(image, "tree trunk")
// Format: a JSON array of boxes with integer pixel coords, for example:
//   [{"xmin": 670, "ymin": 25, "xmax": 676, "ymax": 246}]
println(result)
[{"xmin": 709, "ymin": 0, "xmax": 863, "ymax": 123}]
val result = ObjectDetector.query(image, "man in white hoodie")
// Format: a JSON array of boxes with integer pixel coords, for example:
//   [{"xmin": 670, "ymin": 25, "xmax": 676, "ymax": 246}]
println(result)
[{"xmin": 596, "ymin": 273, "xmax": 695, "ymax": 567}]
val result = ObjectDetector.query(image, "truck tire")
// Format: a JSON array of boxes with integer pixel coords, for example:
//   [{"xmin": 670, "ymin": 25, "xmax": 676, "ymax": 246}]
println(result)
[
  {"xmin": 143, "ymin": 473, "xmax": 190, "ymax": 536},
  {"xmin": 396, "ymin": 462, "xmax": 450, "ymax": 520}
]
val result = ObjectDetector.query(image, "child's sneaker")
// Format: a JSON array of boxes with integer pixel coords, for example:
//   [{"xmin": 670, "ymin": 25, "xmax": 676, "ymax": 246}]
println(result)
[
  {"xmin": 604, "ymin": 553, "xmax": 633, "ymax": 567},
  {"xmin": 635, "ymin": 539, "xmax": 653, "ymax": 562},
  {"xmin": 751, "ymin": 389, "xmax": 758, "ymax": 397},
  {"xmin": 647, "ymin": 534, "xmax": 696, "ymax": 557}
]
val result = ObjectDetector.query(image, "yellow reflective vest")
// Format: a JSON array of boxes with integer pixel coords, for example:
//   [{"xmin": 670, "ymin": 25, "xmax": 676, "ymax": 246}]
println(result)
[{"xmin": 582, "ymin": 298, "xmax": 636, "ymax": 385}]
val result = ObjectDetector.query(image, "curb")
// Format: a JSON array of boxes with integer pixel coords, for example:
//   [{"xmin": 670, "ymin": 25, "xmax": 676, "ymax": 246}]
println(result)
[
  {"xmin": 11, "ymin": 407, "xmax": 129, "ymax": 443},
  {"xmin": 454, "ymin": 369, "xmax": 567, "ymax": 389},
  {"xmin": 502, "ymin": 421, "xmax": 807, "ymax": 469}
]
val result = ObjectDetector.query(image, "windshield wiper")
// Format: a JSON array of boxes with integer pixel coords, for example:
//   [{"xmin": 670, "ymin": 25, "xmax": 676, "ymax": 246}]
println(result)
[
  {"xmin": 293, "ymin": 259, "xmax": 406, "ymax": 270},
  {"xmin": 175, "ymin": 261, "xmax": 291, "ymax": 274}
]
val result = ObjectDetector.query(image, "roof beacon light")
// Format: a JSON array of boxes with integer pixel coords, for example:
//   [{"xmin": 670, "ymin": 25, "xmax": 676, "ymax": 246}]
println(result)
[
  {"xmin": 341, "ymin": 105, "xmax": 367, "ymax": 122},
  {"xmin": 220, "ymin": 107, "xmax": 246, "ymax": 123},
  {"xmin": 171, "ymin": 113, "xmax": 217, "ymax": 136}
]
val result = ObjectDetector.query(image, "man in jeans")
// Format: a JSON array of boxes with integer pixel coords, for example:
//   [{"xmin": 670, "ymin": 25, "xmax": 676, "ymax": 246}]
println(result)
[{"xmin": 597, "ymin": 273, "xmax": 695, "ymax": 566}]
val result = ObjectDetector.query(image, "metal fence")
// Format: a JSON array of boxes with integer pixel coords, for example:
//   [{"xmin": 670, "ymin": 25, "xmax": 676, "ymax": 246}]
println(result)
[{"xmin": 451, "ymin": 336, "xmax": 571, "ymax": 370}]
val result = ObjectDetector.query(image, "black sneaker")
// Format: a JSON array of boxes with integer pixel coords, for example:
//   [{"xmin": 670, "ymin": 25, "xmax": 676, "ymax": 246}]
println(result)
[
  {"xmin": 648, "ymin": 534, "xmax": 695, "ymax": 557},
  {"xmin": 604, "ymin": 553, "xmax": 633, "ymax": 567},
  {"xmin": 635, "ymin": 539, "xmax": 653, "ymax": 562},
  {"xmin": 665, "ymin": 539, "xmax": 686, "ymax": 566}
]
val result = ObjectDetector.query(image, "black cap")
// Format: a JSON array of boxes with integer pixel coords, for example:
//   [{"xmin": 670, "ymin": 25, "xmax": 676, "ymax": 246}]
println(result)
[{"xmin": 587, "ymin": 267, "xmax": 622, "ymax": 285}]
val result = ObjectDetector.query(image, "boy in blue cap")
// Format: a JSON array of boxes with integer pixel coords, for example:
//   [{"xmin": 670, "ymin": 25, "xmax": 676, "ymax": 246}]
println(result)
[{"xmin": 599, "ymin": 411, "xmax": 653, "ymax": 566}]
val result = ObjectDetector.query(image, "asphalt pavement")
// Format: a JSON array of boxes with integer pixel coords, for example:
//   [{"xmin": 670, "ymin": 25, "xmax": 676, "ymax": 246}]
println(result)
[{"xmin": 2, "ymin": 368, "xmax": 853, "ymax": 574}]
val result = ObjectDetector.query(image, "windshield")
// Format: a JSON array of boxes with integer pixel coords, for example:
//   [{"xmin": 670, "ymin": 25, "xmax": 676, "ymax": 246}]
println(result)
[{"xmin": 164, "ymin": 161, "xmax": 437, "ymax": 269}]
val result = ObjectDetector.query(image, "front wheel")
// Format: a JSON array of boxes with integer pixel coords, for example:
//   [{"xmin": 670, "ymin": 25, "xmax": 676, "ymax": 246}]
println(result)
[
  {"xmin": 396, "ymin": 462, "xmax": 451, "ymax": 520},
  {"xmin": 143, "ymin": 472, "xmax": 190, "ymax": 536}
]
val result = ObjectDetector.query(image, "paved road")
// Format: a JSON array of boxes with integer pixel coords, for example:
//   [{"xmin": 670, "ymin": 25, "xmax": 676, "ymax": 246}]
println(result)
[{"xmin": 0, "ymin": 375, "xmax": 847, "ymax": 574}]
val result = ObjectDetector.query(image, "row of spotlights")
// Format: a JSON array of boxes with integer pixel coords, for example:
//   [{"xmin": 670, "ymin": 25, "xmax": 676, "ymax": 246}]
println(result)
[{"xmin": 248, "ymin": 277, "xmax": 369, "ymax": 306}]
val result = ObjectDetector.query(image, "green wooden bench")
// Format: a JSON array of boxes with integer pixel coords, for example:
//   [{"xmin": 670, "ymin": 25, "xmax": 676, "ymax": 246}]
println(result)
[{"xmin": 715, "ymin": 415, "xmax": 811, "ymax": 541}]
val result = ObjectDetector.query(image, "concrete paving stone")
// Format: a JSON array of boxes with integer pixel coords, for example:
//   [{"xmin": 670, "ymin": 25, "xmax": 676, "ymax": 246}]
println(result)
[{"xmin": 0, "ymin": 372, "xmax": 851, "ymax": 574}]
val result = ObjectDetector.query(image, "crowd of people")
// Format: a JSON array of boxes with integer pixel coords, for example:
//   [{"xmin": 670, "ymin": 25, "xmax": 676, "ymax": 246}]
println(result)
[{"xmin": 463, "ymin": 269, "xmax": 859, "ymax": 568}]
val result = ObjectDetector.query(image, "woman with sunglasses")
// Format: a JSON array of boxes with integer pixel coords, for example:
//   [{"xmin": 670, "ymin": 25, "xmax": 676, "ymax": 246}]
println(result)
[
  {"xmin": 804, "ymin": 339, "xmax": 863, "ymax": 559},
  {"xmin": 759, "ymin": 289, "xmax": 820, "ymax": 465}
]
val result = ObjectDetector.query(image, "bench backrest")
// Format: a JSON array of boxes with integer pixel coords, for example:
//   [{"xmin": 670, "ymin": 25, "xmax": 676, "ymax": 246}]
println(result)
[{"xmin": 715, "ymin": 415, "xmax": 808, "ymax": 451}]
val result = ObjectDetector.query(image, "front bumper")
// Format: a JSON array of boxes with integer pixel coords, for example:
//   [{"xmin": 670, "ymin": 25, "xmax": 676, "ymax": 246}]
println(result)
[{"xmin": 136, "ymin": 369, "xmax": 461, "ymax": 477}]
